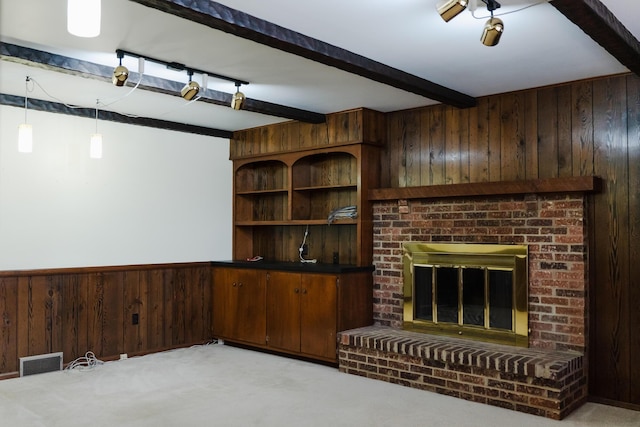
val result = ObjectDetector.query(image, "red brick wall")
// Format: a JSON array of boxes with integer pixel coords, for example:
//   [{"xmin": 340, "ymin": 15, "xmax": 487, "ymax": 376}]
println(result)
[{"xmin": 372, "ymin": 194, "xmax": 588, "ymax": 353}]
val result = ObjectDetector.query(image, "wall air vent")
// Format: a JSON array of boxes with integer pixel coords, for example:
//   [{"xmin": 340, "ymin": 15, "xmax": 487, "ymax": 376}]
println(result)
[{"xmin": 19, "ymin": 352, "xmax": 63, "ymax": 377}]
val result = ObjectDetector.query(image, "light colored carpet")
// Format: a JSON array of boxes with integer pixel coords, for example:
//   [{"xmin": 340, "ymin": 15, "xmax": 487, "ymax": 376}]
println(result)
[{"xmin": 0, "ymin": 343, "xmax": 638, "ymax": 427}]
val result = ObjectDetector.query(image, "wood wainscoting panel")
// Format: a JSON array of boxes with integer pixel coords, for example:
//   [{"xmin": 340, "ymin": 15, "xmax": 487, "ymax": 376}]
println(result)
[
  {"xmin": 0, "ymin": 276, "xmax": 18, "ymax": 374},
  {"xmin": 0, "ymin": 263, "xmax": 214, "ymax": 377}
]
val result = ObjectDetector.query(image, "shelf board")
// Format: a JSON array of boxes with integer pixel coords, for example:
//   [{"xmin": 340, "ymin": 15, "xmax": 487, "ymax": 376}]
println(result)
[
  {"xmin": 235, "ymin": 219, "xmax": 357, "ymax": 226},
  {"xmin": 293, "ymin": 184, "xmax": 357, "ymax": 192},
  {"xmin": 236, "ymin": 188, "xmax": 288, "ymax": 195},
  {"xmin": 369, "ymin": 176, "xmax": 602, "ymax": 201}
]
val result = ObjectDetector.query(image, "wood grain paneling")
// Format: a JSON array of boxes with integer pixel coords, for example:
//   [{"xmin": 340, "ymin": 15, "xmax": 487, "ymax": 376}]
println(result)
[
  {"xmin": 627, "ymin": 75, "xmax": 640, "ymax": 404},
  {"xmin": 537, "ymin": 87, "xmax": 560, "ymax": 179},
  {"xmin": 0, "ymin": 277, "xmax": 18, "ymax": 373},
  {"xmin": 383, "ymin": 73, "xmax": 640, "ymax": 407},
  {"xmin": 524, "ymin": 90, "xmax": 539, "ymax": 180},
  {"xmin": 557, "ymin": 85, "xmax": 574, "ymax": 177},
  {"xmin": 500, "ymin": 93, "xmax": 526, "ymax": 181},
  {"xmin": 487, "ymin": 95, "xmax": 501, "ymax": 182},
  {"xmin": 592, "ymin": 76, "xmax": 630, "ymax": 402},
  {"xmin": 0, "ymin": 263, "xmax": 213, "ymax": 377},
  {"xmin": 231, "ymin": 108, "xmax": 384, "ymax": 160},
  {"xmin": 469, "ymin": 98, "xmax": 489, "ymax": 182},
  {"xmin": 572, "ymin": 82, "xmax": 594, "ymax": 176}
]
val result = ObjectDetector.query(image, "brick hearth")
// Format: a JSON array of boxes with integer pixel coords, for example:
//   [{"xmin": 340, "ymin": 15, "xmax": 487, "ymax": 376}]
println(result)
[
  {"xmin": 338, "ymin": 193, "xmax": 589, "ymax": 419},
  {"xmin": 338, "ymin": 326, "xmax": 585, "ymax": 419}
]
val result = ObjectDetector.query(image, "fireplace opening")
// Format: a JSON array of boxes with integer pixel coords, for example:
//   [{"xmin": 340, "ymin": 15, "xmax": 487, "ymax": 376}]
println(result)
[{"xmin": 403, "ymin": 243, "xmax": 528, "ymax": 347}]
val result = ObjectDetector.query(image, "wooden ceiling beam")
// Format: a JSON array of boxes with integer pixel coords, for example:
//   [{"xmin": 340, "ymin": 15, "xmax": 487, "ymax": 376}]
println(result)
[
  {"xmin": 551, "ymin": 0, "xmax": 640, "ymax": 76},
  {"xmin": 128, "ymin": 0, "xmax": 477, "ymax": 109},
  {"xmin": 0, "ymin": 93, "xmax": 233, "ymax": 138},
  {"xmin": 0, "ymin": 42, "xmax": 326, "ymax": 124}
]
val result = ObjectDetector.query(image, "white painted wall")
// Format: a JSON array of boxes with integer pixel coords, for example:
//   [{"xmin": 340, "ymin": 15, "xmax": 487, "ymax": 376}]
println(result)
[{"xmin": 0, "ymin": 105, "xmax": 232, "ymax": 270}]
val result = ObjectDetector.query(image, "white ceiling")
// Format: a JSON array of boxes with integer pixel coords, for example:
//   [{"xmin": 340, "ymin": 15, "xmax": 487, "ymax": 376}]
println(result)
[{"xmin": 1, "ymin": 0, "xmax": 638, "ymax": 133}]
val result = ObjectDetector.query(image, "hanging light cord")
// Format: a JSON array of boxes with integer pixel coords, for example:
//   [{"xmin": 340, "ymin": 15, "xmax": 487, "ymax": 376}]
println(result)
[
  {"xmin": 28, "ymin": 77, "xmax": 91, "ymax": 110},
  {"xmin": 23, "ymin": 76, "xmax": 32, "ymax": 122},
  {"xmin": 471, "ymin": 0, "xmax": 549, "ymax": 19},
  {"xmin": 95, "ymin": 99, "xmax": 99, "ymax": 133},
  {"xmin": 26, "ymin": 66, "xmax": 144, "ymax": 113},
  {"xmin": 24, "ymin": 65, "xmax": 199, "ymax": 122}
]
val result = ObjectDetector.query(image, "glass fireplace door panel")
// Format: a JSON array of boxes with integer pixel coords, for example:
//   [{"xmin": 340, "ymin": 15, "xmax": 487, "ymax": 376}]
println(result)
[
  {"xmin": 489, "ymin": 269, "xmax": 513, "ymax": 330},
  {"xmin": 462, "ymin": 267, "xmax": 485, "ymax": 327},
  {"xmin": 436, "ymin": 267, "xmax": 458, "ymax": 323},
  {"xmin": 414, "ymin": 266, "xmax": 433, "ymax": 321}
]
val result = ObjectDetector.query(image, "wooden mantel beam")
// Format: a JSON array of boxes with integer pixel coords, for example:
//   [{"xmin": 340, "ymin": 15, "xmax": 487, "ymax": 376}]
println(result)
[{"xmin": 368, "ymin": 176, "xmax": 602, "ymax": 201}]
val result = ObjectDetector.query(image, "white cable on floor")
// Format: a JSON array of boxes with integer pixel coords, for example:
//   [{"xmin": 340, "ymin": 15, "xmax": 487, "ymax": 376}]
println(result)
[{"xmin": 65, "ymin": 351, "xmax": 104, "ymax": 371}]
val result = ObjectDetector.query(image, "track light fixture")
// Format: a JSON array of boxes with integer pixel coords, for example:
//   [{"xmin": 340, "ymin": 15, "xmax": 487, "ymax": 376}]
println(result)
[
  {"xmin": 181, "ymin": 70, "xmax": 200, "ymax": 101},
  {"xmin": 480, "ymin": 0, "xmax": 503, "ymax": 46},
  {"xmin": 112, "ymin": 50, "xmax": 129, "ymax": 87},
  {"xmin": 438, "ymin": 0, "xmax": 505, "ymax": 46},
  {"xmin": 114, "ymin": 49, "xmax": 249, "ymax": 103},
  {"xmin": 437, "ymin": 0, "xmax": 468, "ymax": 22},
  {"xmin": 481, "ymin": 16, "xmax": 504, "ymax": 46},
  {"xmin": 231, "ymin": 82, "xmax": 245, "ymax": 110}
]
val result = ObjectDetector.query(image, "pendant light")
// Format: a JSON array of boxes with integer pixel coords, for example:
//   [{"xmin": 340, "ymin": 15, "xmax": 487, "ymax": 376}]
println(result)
[
  {"xmin": 67, "ymin": 0, "xmax": 101, "ymax": 38},
  {"xmin": 90, "ymin": 100, "xmax": 102, "ymax": 159},
  {"xmin": 18, "ymin": 76, "xmax": 33, "ymax": 153}
]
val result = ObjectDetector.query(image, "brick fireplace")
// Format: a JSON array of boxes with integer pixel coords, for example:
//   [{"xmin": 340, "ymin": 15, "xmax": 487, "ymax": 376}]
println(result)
[{"xmin": 338, "ymin": 180, "xmax": 597, "ymax": 419}]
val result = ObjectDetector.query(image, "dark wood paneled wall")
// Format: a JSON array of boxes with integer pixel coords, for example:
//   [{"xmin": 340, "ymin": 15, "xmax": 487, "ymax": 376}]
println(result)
[
  {"xmin": 0, "ymin": 263, "xmax": 213, "ymax": 377},
  {"xmin": 1, "ymin": 76, "xmax": 637, "ymax": 407},
  {"xmin": 382, "ymin": 73, "xmax": 640, "ymax": 407}
]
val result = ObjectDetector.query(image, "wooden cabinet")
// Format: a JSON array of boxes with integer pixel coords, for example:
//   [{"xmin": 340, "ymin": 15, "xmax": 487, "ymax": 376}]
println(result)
[
  {"xmin": 212, "ymin": 267, "xmax": 266, "ymax": 346},
  {"xmin": 230, "ymin": 109, "xmax": 383, "ymax": 267},
  {"xmin": 266, "ymin": 271, "xmax": 337, "ymax": 361},
  {"xmin": 218, "ymin": 108, "xmax": 382, "ymax": 362},
  {"xmin": 212, "ymin": 263, "xmax": 373, "ymax": 363}
]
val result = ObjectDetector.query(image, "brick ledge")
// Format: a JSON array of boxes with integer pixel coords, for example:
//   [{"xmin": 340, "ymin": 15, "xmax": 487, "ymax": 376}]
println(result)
[
  {"xmin": 338, "ymin": 325, "xmax": 587, "ymax": 419},
  {"xmin": 338, "ymin": 325, "xmax": 583, "ymax": 380}
]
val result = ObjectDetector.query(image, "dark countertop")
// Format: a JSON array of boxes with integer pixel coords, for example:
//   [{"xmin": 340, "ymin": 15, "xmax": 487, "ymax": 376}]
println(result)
[{"xmin": 210, "ymin": 260, "xmax": 375, "ymax": 274}]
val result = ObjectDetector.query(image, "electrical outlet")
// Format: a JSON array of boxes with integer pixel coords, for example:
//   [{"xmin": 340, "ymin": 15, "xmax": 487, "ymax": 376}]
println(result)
[{"xmin": 132, "ymin": 313, "xmax": 139, "ymax": 325}]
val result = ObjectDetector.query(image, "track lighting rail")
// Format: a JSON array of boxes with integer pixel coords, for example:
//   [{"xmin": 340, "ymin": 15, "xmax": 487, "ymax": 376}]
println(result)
[
  {"xmin": 1, "ymin": 42, "xmax": 326, "ymax": 124},
  {"xmin": 115, "ymin": 49, "xmax": 249, "ymax": 86}
]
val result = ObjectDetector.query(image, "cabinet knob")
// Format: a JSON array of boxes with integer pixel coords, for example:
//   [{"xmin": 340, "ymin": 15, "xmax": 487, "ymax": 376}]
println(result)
[
  {"xmin": 294, "ymin": 288, "xmax": 299, "ymax": 293},
  {"xmin": 238, "ymin": 282, "xmax": 243, "ymax": 287},
  {"xmin": 232, "ymin": 282, "xmax": 237, "ymax": 287},
  {"xmin": 302, "ymin": 288, "xmax": 307, "ymax": 294}
]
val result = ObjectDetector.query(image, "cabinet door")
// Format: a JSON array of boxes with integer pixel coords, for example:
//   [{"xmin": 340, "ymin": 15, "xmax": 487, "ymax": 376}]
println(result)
[
  {"xmin": 212, "ymin": 268, "xmax": 230, "ymax": 338},
  {"xmin": 233, "ymin": 269, "xmax": 266, "ymax": 345},
  {"xmin": 213, "ymin": 268, "xmax": 266, "ymax": 345},
  {"xmin": 300, "ymin": 274, "xmax": 337, "ymax": 360},
  {"xmin": 266, "ymin": 271, "xmax": 301, "ymax": 353}
]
